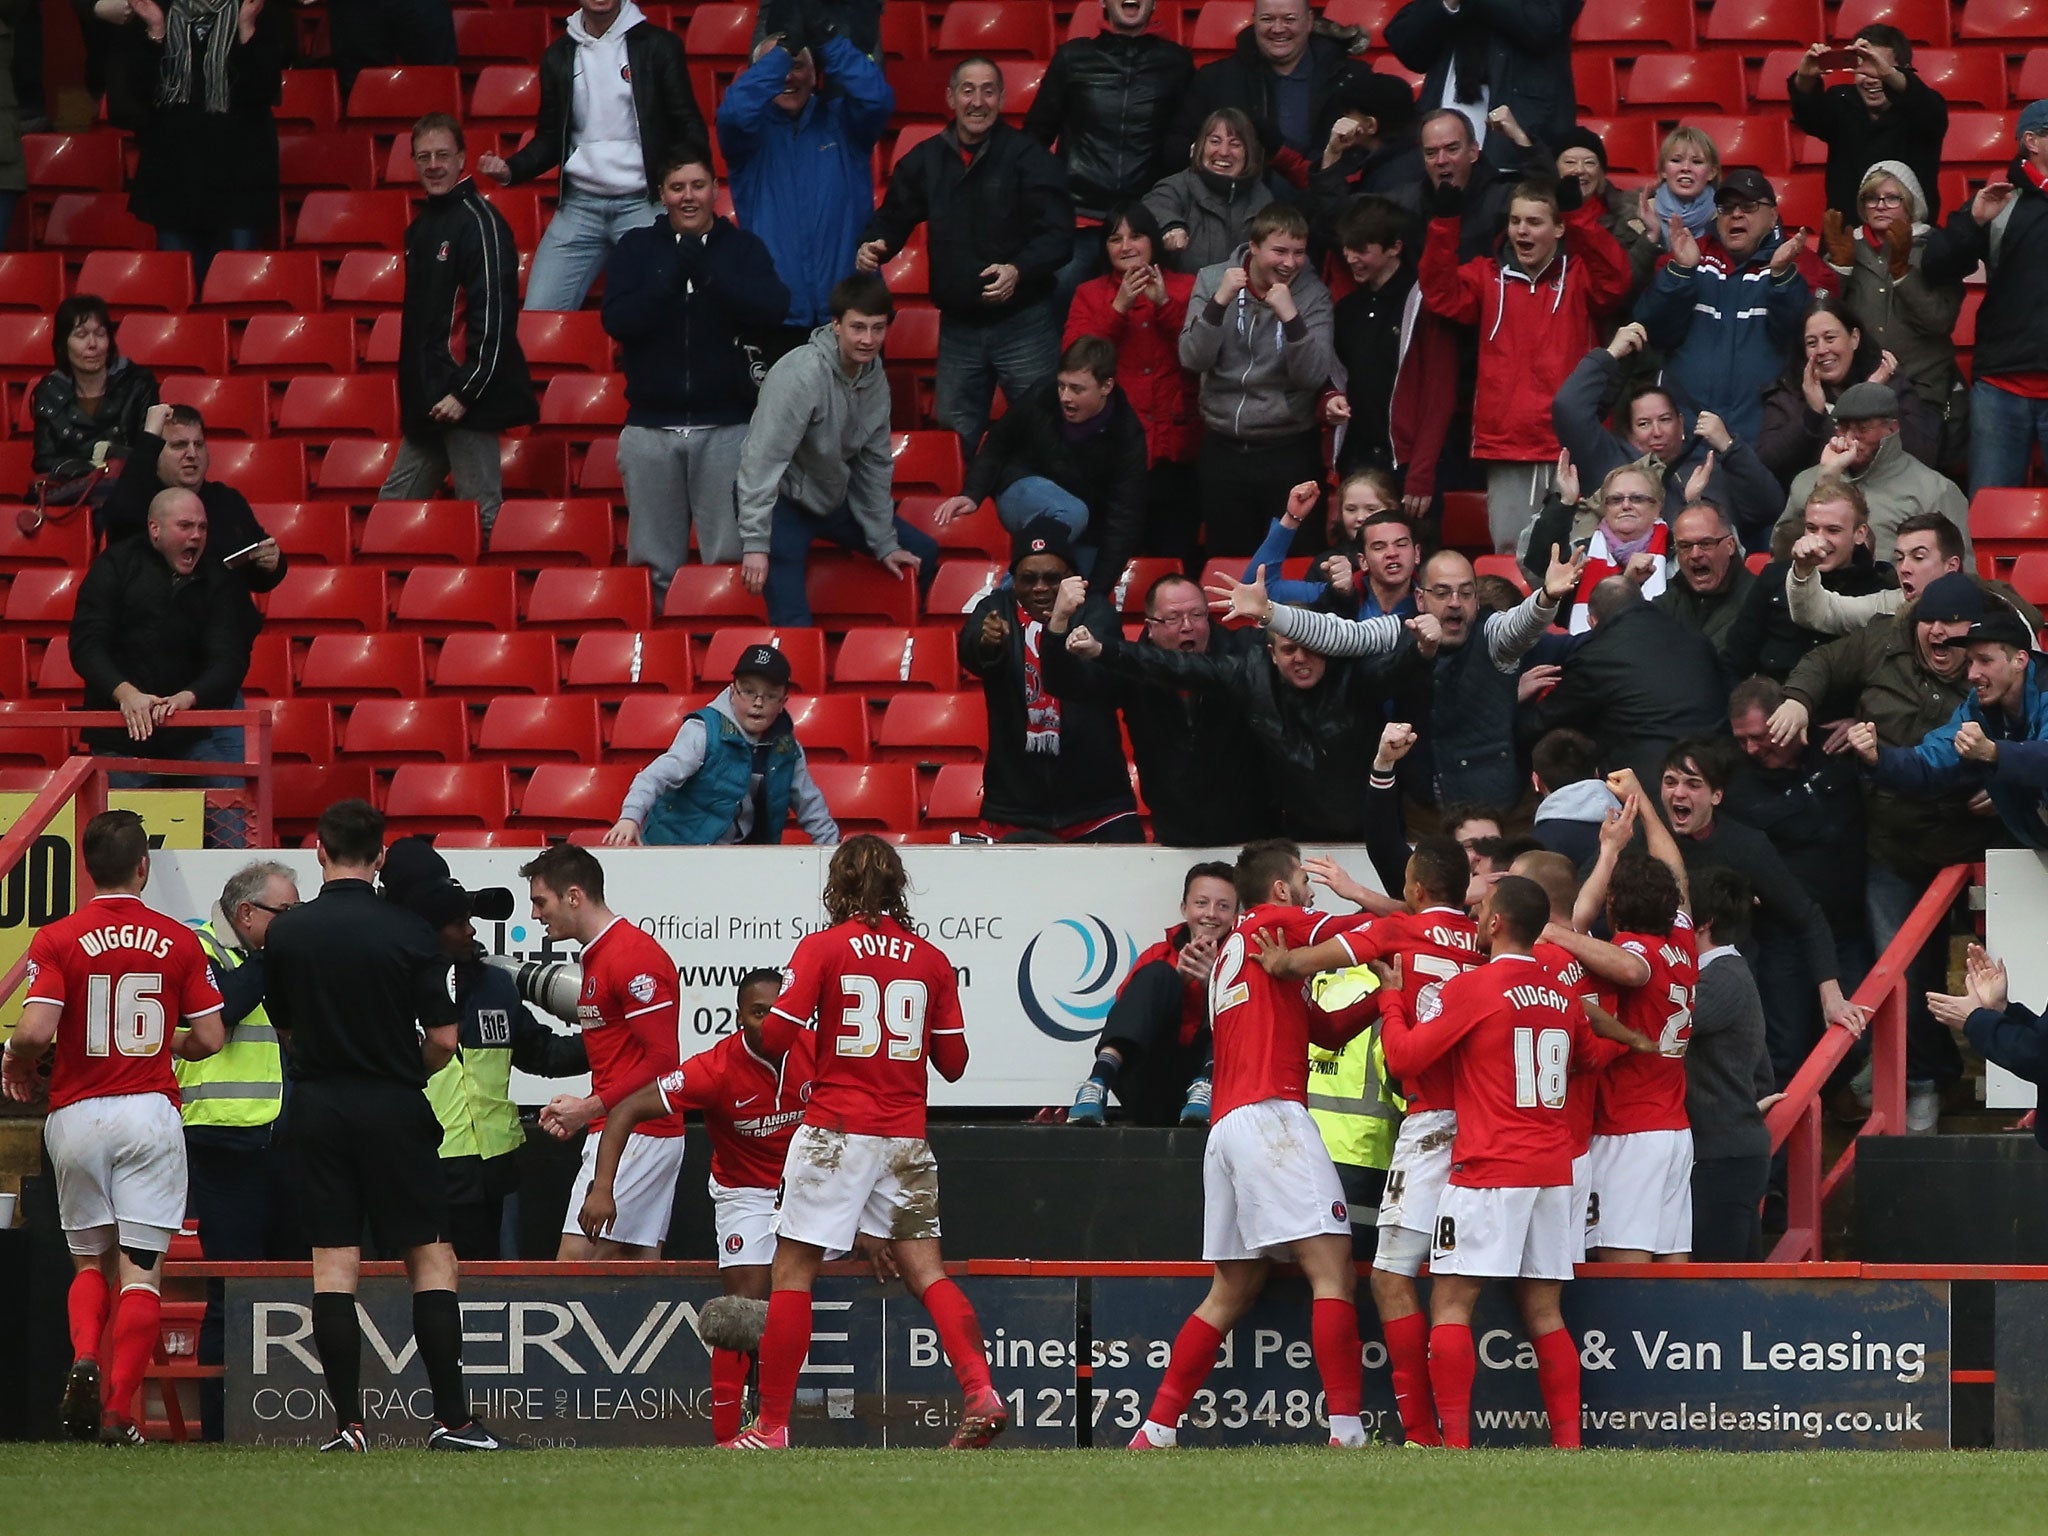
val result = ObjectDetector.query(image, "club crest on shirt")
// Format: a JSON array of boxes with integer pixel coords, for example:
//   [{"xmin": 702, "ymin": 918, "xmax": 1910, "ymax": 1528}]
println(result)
[
  {"xmin": 21, "ymin": 958, "xmax": 36, "ymax": 989},
  {"xmin": 436, "ymin": 241, "xmax": 451, "ymax": 262},
  {"xmin": 1416, "ymin": 981, "xmax": 1445, "ymax": 1022},
  {"xmin": 628, "ymin": 972, "xmax": 658, "ymax": 1004}
]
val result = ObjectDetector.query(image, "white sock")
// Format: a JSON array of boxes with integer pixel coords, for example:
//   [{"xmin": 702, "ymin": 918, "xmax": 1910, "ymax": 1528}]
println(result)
[
  {"xmin": 1135, "ymin": 1419, "xmax": 1178, "ymax": 1447},
  {"xmin": 1328, "ymin": 1413, "xmax": 1366, "ymax": 1447}
]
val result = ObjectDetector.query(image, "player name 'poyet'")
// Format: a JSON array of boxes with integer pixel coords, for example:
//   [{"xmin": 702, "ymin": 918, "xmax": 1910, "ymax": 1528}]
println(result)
[{"xmin": 75, "ymin": 924, "xmax": 175, "ymax": 960}]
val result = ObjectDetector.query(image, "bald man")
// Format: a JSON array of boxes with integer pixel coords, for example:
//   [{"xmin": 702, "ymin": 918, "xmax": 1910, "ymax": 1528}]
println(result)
[{"xmin": 71, "ymin": 486, "xmax": 254, "ymax": 785}]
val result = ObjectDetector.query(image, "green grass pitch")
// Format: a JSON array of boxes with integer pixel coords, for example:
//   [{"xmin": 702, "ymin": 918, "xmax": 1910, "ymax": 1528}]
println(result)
[{"xmin": 4, "ymin": 1446, "xmax": 2045, "ymax": 1536}]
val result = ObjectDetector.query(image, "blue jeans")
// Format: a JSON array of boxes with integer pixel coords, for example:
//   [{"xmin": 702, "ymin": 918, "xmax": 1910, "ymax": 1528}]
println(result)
[
  {"xmin": 994, "ymin": 477, "xmax": 1095, "ymax": 576},
  {"xmin": 1050, "ymin": 225, "xmax": 1102, "ymax": 328},
  {"xmin": 1866, "ymin": 861, "xmax": 1963, "ymax": 1086},
  {"xmin": 154, "ymin": 226, "xmax": 259, "ymax": 291},
  {"xmin": 934, "ymin": 301, "xmax": 1062, "ymax": 463},
  {"xmin": 1967, "ymin": 378, "xmax": 2048, "ymax": 494},
  {"xmin": 765, "ymin": 494, "xmax": 940, "ymax": 626},
  {"xmin": 524, "ymin": 186, "xmax": 662, "ymax": 312}
]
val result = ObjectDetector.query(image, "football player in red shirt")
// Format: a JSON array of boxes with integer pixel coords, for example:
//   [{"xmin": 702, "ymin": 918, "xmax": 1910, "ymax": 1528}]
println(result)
[
  {"xmin": 2, "ymin": 811, "xmax": 225, "ymax": 1444},
  {"xmin": 521, "ymin": 846, "xmax": 685, "ymax": 1260},
  {"xmin": 1130, "ymin": 840, "xmax": 1380, "ymax": 1451},
  {"xmin": 1576, "ymin": 774, "xmax": 1699, "ymax": 1262},
  {"xmin": 1379, "ymin": 875, "xmax": 1654, "ymax": 1449},
  {"xmin": 733, "ymin": 837, "xmax": 1002, "ymax": 1450},
  {"xmin": 1069, "ymin": 860, "xmax": 1239, "ymax": 1127},
  {"xmin": 581, "ymin": 968, "xmax": 815, "ymax": 1444}
]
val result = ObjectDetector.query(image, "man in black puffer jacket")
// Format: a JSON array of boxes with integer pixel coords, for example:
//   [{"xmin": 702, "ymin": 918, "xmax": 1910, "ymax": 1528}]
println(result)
[
  {"xmin": 1168, "ymin": 0, "xmax": 1369, "ymax": 182},
  {"xmin": 384, "ymin": 115, "xmax": 537, "ymax": 540}
]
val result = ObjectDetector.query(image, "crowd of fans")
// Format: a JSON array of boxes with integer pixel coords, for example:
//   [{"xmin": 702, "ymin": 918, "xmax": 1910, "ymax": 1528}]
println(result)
[{"xmin": 17, "ymin": 1, "xmax": 2046, "ymax": 1145}]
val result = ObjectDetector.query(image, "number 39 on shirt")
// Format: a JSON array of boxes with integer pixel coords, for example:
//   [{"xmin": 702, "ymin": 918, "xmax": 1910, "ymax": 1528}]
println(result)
[{"xmin": 837, "ymin": 976, "xmax": 928, "ymax": 1060}]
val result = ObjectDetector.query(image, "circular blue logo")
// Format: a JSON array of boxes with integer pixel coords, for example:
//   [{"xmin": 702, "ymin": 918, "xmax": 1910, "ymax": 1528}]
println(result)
[{"xmin": 1017, "ymin": 916, "xmax": 1133, "ymax": 1042}]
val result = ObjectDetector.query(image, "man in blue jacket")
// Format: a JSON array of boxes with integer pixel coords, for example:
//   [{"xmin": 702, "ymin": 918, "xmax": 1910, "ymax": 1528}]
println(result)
[
  {"xmin": 601, "ymin": 151, "xmax": 789, "ymax": 602},
  {"xmin": 1930, "ymin": 943, "xmax": 2048, "ymax": 1151},
  {"xmin": 717, "ymin": 24, "xmax": 892, "ymax": 366},
  {"xmin": 1848, "ymin": 605, "xmax": 2048, "ymax": 849}
]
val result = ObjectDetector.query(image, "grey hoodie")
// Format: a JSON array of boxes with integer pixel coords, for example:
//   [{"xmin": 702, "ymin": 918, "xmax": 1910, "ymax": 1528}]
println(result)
[
  {"xmin": 1179, "ymin": 244, "xmax": 1335, "ymax": 442},
  {"xmin": 735, "ymin": 323, "xmax": 897, "ymax": 557}
]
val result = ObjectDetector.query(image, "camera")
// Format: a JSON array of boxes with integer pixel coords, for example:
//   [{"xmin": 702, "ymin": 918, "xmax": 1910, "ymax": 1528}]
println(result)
[{"xmin": 483, "ymin": 955, "xmax": 583, "ymax": 1024}]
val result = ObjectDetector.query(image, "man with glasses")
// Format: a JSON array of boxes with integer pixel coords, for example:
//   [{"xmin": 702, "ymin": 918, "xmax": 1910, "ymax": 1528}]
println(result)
[
  {"xmin": 1169, "ymin": 0, "xmax": 1370, "ymax": 178},
  {"xmin": 604, "ymin": 644, "xmax": 839, "ymax": 847},
  {"xmin": 1656, "ymin": 502, "xmax": 1756, "ymax": 649}
]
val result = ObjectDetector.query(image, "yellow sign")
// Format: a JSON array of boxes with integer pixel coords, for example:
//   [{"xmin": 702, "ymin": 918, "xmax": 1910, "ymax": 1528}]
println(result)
[{"xmin": 0, "ymin": 790, "xmax": 205, "ymax": 1023}]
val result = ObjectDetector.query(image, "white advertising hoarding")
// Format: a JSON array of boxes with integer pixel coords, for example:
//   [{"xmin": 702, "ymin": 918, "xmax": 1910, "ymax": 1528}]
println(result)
[{"xmin": 1982, "ymin": 848, "xmax": 2046, "ymax": 1111}]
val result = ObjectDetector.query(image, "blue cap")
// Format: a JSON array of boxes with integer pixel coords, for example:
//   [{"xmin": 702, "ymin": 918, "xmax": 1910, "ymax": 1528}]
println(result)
[{"xmin": 2020, "ymin": 99, "xmax": 2048, "ymax": 142}]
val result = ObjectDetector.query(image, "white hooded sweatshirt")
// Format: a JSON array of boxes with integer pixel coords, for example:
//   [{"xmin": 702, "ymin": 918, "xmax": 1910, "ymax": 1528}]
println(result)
[{"xmin": 564, "ymin": 0, "xmax": 648, "ymax": 199}]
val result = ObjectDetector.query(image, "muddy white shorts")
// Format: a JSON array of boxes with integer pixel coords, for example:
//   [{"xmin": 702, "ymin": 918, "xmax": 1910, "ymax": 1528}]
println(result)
[
  {"xmin": 1373, "ymin": 1108, "xmax": 1457, "ymax": 1276},
  {"xmin": 772, "ymin": 1126, "xmax": 941, "ymax": 1252}
]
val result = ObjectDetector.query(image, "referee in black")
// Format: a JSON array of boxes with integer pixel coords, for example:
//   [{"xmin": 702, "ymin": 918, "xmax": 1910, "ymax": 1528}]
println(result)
[{"xmin": 263, "ymin": 799, "xmax": 497, "ymax": 1453}]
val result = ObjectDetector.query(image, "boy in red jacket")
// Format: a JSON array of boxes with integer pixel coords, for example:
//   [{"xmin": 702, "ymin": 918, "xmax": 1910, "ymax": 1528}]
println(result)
[{"xmin": 1420, "ymin": 178, "xmax": 1631, "ymax": 554}]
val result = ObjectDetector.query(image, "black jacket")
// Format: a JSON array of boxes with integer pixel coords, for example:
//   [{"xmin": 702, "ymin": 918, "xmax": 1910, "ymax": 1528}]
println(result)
[
  {"xmin": 1092, "ymin": 624, "xmax": 1424, "ymax": 842},
  {"xmin": 1384, "ymin": 0, "xmax": 1581, "ymax": 171},
  {"xmin": 863, "ymin": 122, "xmax": 1075, "ymax": 323},
  {"xmin": 600, "ymin": 215, "xmax": 789, "ymax": 428},
  {"xmin": 1521, "ymin": 601, "xmax": 1728, "ymax": 790},
  {"xmin": 1789, "ymin": 69, "xmax": 1948, "ymax": 224},
  {"xmin": 1673, "ymin": 813, "xmax": 1840, "ymax": 995},
  {"xmin": 1169, "ymin": 26, "xmax": 1369, "ymax": 171},
  {"xmin": 958, "ymin": 592, "xmax": 1137, "ymax": 833},
  {"xmin": 1386, "ymin": 152, "xmax": 1525, "ymax": 262},
  {"xmin": 1723, "ymin": 745, "xmax": 1867, "ymax": 938},
  {"xmin": 1024, "ymin": 30, "xmax": 1193, "ymax": 220},
  {"xmin": 30, "ymin": 359, "xmax": 159, "ymax": 475},
  {"xmin": 1720, "ymin": 555, "xmax": 1896, "ymax": 684},
  {"xmin": 1041, "ymin": 619, "xmax": 1274, "ymax": 848},
  {"xmin": 1655, "ymin": 562, "xmax": 1756, "ymax": 652},
  {"xmin": 101, "ymin": 431, "xmax": 290, "ymax": 612},
  {"xmin": 961, "ymin": 382, "xmax": 1150, "ymax": 580},
  {"xmin": 125, "ymin": 13, "xmax": 283, "ymax": 230},
  {"xmin": 396, "ymin": 179, "xmax": 537, "ymax": 436},
  {"xmin": 69, "ymin": 536, "xmax": 251, "ymax": 754},
  {"xmin": 504, "ymin": 19, "xmax": 705, "ymax": 199},
  {"xmin": 1932, "ymin": 158, "xmax": 2048, "ymax": 381}
]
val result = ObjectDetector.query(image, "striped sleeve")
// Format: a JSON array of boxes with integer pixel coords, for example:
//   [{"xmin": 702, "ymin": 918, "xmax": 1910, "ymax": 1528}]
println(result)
[{"xmin": 450, "ymin": 196, "xmax": 516, "ymax": 405}]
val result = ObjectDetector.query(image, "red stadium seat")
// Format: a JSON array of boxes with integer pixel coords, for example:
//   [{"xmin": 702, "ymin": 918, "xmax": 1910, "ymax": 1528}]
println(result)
[
  {"xmin": 807, "ymin": 763, "xmax": 919, "ymax": 834},
  {"xmin": 0, "ymin": 509, "xmax": 93, "ymax": 567},
  {"xmin": 526, "ymin": 567, "xmax": 653, "ymax": 631},
  {"xmin": 1105, "ymin": 556, "xmax": 1186, "ymax": 614},
  {"xmin": 197, "ymin": 251, "xmax": 326, "ymax": 315},
  {"xmin": 482, "ymin": 497, "xmax": 615, "ymax": 566},
  {"xmin": 0, "ymin": 637, "xmax": 30, "ymax": 700},
  {"xmin": 1573, "ymin": 53, "xmax": 1619, "ymax": 117},
  {"xmin": 1440, "ymin": 490, "xmax": 1490, "ymax": 552},
  {"xmin": 297, "ymin": 633, "xmax": 427, "ymax": 697},
  {"xmin": 785, "ymin": 693, "xmax": 870, "ymax": 762},
  {"xmin": 429, "ymin": 830, "xmax": 550, "ymax": 848},
  {"xmin": 19, "ymin": 131, "xmax": 123, "ymax": 192},
  {"xmin": 42, "ymin": 194, "xmax": 152, "ymax": 251},
  {"xmin": 239, "ymin": 314, "xmax": 358, "ymax": 376},
  {"xmin": 806, "ymin": 560, "xmax": 920, "ymax": 628},
  {"xmin": 263, "ymin": 698, "xmax": 335, "ymax": 763},
  {"xmin": 1945, "ymin": 112, "xmax": 2020, "ymax": 177},
  {"xmin": 0, "ymin": 314, "xmax": 49, "ymax": 383},
  {"xmin": 1970, "ymin": 489, "xmax": 2048, "ymax": 577},
  {"xmin": 482, "ymin": 186, "xmax": 545, "ymax": 252},
  {"xmin": 75, "ymin": 251, "xmax": 193, "ymax": 312},
  {"xmin": 699, "ymin": 627, "xmax": 829, "ymax": 694},
  {"xmin": 888, "ymin": 127, "xmax": 942, "ymax": 176},
  {"xmin": 392, "ymin": 566, "xmax": 519, "ymax": 631},
  {"xmin": 998, "ymin": 59, "xmax": 1045, "ymax": 117},
  {"xmin": 118, "ymin": 314, "xmax": 230, "ymax": 376},
  {"xmin": 1623, "ymin": 53, "xmax": 1749, "ymax": 116},
  {"xmin": 518, "ymin": 311, "xmax": 614, "ymax": 378},
  {"xmin": 539, "ymin": 374, "xmax": 629, "ymax": 434},
  {"xmin": 433, "ymin": 631, "xmax": 562, "ymax": 699},
  {"xmin": 341, "ymin": 697, "xmax": 472, "ymax": 762},
  {"xmin": 278, "ymin": 131, "xmax": 380, "ymax": 190},
  {"xmin": 660, "ymin": 564, "xmax": 768, "ymax": 625},
  {"xmin": 475, "ymin": 695, "xmax": 603, "ymax": 764},
  {"xmin": 204, "ymin": 440, "xmax": 308, "ymax": 500},
  {"xmin": 831, "ymin": 626, "xmax": 960, "ymax": 694},
  {"xmin": 359, "ymin": 500, "xmax": 482, "ymax": 565},
  {"xmin": 278, "ymin": 376, "xmax": 399, "ymax": 439},
  {"xmin": 276, "ymin": 69, "xmax": 342, "ymax": 130},
  {"xmin": 161, "ymin": 374, "xmax": 268, "ymax": 436},
  {"xmin": 262, "ymin": 566, "xmax": 389, "ymax": 634},
  {"xmin": 292, "ymin": 192, "xmax": 412, "ymax": 255},
  {"xmin": 311, "ymin": 437, "xmax": 399, "ymax": 500},
  {"xmin": 330, "ymin": 251, "xmax": 407, "ymax": 313},
  {"xmin": 924, "ymin": 560, "xmax": 1002, "ymax": 616},
  {"xmin": 1683, "ymin": 116, "xmax": 1791, "ymax": 175},
  {"xmin": 1835, "ymin": 0, "xmax": 1950, "ymax": 47},
  {"xmin": 468, "ymin": 66, "xmax": 542, "ymax": 133},
  {"xmin": 881, "ymin": 3, "xmax": 929, "ymax": 58},
  {"xmin": 2006, "ymin": 551, "xmax": 2048, "ymax": 610},
  {"xmin": 515, "ymin": 764, "xmax": 640, "ymax": 835},
  {"xmin": 887, "ymin": 305, "xmax": 941, "ymax": 363},
  {"xmin": 274, "ymin": 762, "xmax": 375, "ymax": 834},
  {"xmin": 873, "ymin": 691, "xmax": 986, "ymax": 763},
  {"xmin": 360, "ymin": 311, "xmax": 401, "ymax": 370},
  {"xmin": 499, "ymin": 437, "xmax": 573, "ymax": 498},
  {"xmin": 0, "ymin": 253, "xmax": 65, "ymax": 312},
  {"xmin": 575, "ymin": 436, "xmax": 622, "ymax": 494},
  {"xmin": 1189, "ymin": 1, "xmax": 1251, "ymax": 60},
  {"xmin": 895, "ymin": 496, "xmax": 1007, "ymax": 560},
  {"xmin": 384, "ymin": 763, "xmax": 512, "ymax": 832},
  {"xmin": 563, "ymin": 630, "xmax": 693, "ymax": 695},
  {"xmin": 935, "ymin": 2, "xmax": 1054, "ymax": 57},
  {"xmin": 1574, "ymin": 115, "xmax": 1660, "ymax": 174},
  {"xmin": 1915, "ymin": 48, "xmax": 2009, "ymax": 110},
  {"xmin": 685, "ymin": 3, "xmax": 757, "ymax": 58},
  {"xmin": 890, "ymin": 431, "xmax": 962, "ymax": 495},
  {"xmin": 888, "ymin": 59, "xmax": 955, "ymax": 121},
  {"xmin": 346, "ymin": 66, "xmax": 462, "ymax": 129},
  {"xmin": 608, "ymin": 694, "xmax": 703, "ymax": 759},
  {"xmin": 1698, "ymin": 0, "xmax": 1815, "ymax": 48},
  {"xmin": 258, "ymin": 500, "xmax": 351, "ymax": 563},
  {"xmin": 880, "ymin": 228, "xmax": 930, "ymax": 293},
  {"xmin": 1750, "ymin": 49, "xmax": 1809, "ymax": 105},
  {"xmin": 1957, "ymin": 287, "xmax": 1985, "ymax": 351},
  {"xmin": 1772, "ymin": 172, "xmax": 1827, "ymax": 235},
  {"xmin": 0, "ymin": 702, "xmax": 76, "ymax": 768},
  {"xmin": 32, "ymin": 635, "xmax": 84, "ymax": 702},
  {"xmin": 242, "ymin": 632, "xmax": 294, "ymax": 698},
  {"xmin": 452, "ymin": 7, "xmax": 552, "ymax": 63}
]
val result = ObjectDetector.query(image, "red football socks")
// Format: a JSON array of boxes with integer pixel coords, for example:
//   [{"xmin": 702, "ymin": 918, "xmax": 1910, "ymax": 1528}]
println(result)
[
  {"xmin": 67, "ymin": 1267, "xmax": 110, "ymax": 1364},
  {"xmin": 1382, "ymin": 1311, "xmax": 1441, "ymax": 1446},
  {"xmin": 1534, "ymin": 1327, "xmax": 1582, "ymax": 1449},
  {"xmin": 104, "ymin": 1285, "xmax": 162, "ymax": 1425},
  {"xmin": 1146, "ymin": 1315, "xmax": 1225, "ymax": 1427},
  {"xmin": 753, "ymin": 1289, "xmax": 812, "ymax": 1433},
  {"xmin": 710, "ymin": 1348, "xmax": 750, "ymax": 1442},
  {"xmin": 919, "ymin": 1279, "xmax": 994, "ymax": 1397},
  {"xmin": 1311, "ymin": 1298, "xmax": 1363, "ymax": 1418},
  {"xmin": 1428, "ymin": 1323, "xmax": 1477, "ymax": 1449}
]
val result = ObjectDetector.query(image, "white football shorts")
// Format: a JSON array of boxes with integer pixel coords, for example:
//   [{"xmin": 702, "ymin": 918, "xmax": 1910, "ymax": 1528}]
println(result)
[
  {"xmin": 1373, "ymin": 1107, "xmax": 1457, "ymax": 1277},
  {"xmin": 563, "ymin": 1130, "xmax": 685, "ymax": 1250},
  {"xmin": 773, "ymin": 1127, "xmax": 941, "ymax": 1251},
  {"xmin": 1587, "ymin": 1128, "xmax": 1694, "ymax": 1256},
  {"xmin": 45, "ymin": 1092, "xmax": 187, "ymax": 1255},
  {"xmin": 710, "ymin": 1178, "xmax": 778, "ymax": 1268},
  {"xmin": 1569, "ymin": 1150, "xmax": 1595, "ymax": 1260},
  {"xmin": 1202, "ymin": 1098, "xmax": 1350, "ymax": 1261},
  {"xmin": 1430, "ymin": 1184, "xmax": 1579, "ymax": 1281}
]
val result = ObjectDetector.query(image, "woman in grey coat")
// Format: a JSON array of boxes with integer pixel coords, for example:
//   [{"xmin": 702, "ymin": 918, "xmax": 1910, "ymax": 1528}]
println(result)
[{"xmin": 1143, "ymin": 107, "xmax": 1275, "ymax": 277}]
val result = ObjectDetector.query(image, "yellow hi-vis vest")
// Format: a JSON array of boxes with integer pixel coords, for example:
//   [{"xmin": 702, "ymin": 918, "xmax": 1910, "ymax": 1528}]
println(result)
[
  {"xmin": 1306, "ymin": 965, "xmax": 1402, "ymax": 1171},
  {"xmin": 175, "ymin": 923, "xmax": 283, "ymax": 1129},
  {"xmin": 426, "ymin": 1034, "xmax": 525, "ymax": 1163}
]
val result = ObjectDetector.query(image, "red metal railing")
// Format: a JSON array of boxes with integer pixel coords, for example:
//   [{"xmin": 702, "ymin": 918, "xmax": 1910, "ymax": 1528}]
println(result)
[{"xmin": 1763, "ymin": 861, "xmax": 1978, "ymax": 1262}]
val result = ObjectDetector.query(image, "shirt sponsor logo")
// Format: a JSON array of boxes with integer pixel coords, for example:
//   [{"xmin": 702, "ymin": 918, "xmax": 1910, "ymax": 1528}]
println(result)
[{"xmin": 628, "ymin": 973, "xmax": 658, "ymax": 1004}]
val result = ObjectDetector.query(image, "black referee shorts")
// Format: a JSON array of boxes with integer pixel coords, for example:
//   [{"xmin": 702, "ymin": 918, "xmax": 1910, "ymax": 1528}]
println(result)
[{"xmin": 291, "ymin": 1077, "xmax": 449, "ymax": 1252}]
